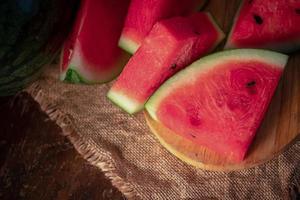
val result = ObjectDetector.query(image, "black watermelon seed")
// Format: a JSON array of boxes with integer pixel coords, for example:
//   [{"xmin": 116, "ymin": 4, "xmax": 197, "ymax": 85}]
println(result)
[
  {"xmin": 189, "ymin": 133, "xmax": 196, "ymax": 138},
  {"xmin": 170, "ymin": 64, "xmax": 177, "ymax": 70},
  {"xmin": 194, "ymin": 30, "xmax": 200, "ymax": 35},
  {"xmin": 246, "ymin": 81, "xmax": 256, "ymax": 87},
  {"xmin": 253, "ymin": 14, "xmax": 263, "ymax": 25},
  {"xmin": 295, "ymin": 9, "xmax": 300, "ymax": 15}
]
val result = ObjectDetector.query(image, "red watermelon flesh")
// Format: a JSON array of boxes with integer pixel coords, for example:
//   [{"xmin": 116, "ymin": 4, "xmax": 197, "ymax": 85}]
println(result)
[
  {"xmin": 119, "ymin": 0, "xmax": 206, "ymax": 54},
  {"xmin": 60, "ymin": 0, "xmax": 130, "ymax": 83},
  {"xmin": 108, "ymin": 12, "xmax": 225, "ymax": 114},
  {"xmin": 145, "ymin": 49, "xmax": 288, "ymax": 162},
  {"xmin": 225, "ymin": 0, "xmax": 300, "ymax": 53}
]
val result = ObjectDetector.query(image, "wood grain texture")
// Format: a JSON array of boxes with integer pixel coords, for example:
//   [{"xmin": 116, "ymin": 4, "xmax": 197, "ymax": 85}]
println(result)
[
  {"xmin": 0, "ymin": 93, "xmax": 125, "ymax": 200},
  {"xmin": 144, "ymin": 0, "xmax": 300, "ymax": 171}
]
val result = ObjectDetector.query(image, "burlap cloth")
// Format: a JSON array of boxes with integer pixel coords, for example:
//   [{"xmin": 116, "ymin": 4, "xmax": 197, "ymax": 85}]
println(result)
[{"xmin": 24, "ymin": 66, "xmax": 300, "ymax": 200}]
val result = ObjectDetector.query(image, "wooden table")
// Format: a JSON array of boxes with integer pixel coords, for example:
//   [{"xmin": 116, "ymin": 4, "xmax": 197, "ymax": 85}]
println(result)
[
  {"xmin": 1, "ymin": 0, "xmax": 300, "ymax": 198},
  {"xmin": 0, "ymin": 93, "xmax": 125, "ymax": 200}
]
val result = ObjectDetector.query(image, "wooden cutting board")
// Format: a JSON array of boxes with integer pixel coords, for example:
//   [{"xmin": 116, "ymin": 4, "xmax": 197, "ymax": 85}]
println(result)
[{"xmin": 144, "ymin": 0, "xmax": 300, "ymax": 171}]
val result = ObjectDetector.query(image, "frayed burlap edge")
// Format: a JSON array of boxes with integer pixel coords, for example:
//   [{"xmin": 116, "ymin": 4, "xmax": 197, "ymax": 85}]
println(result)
[
  {"xmin": 23, "ymin": 81, "xmax": 300, "ymax": 200},
  {"xmin": 25, "ymin": 82, "xmax": 139, "ymax": 200}
]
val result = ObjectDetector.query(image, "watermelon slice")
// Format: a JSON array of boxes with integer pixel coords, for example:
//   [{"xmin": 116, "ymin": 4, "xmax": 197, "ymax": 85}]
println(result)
[
  {"xmin": 60, "ymin": 0, "xmax": 130, "ymax": 84},
  {"xmin": 108, "ymin": 12, "xmax": 225, "ymax": 114},
  {"xmin": 119, "ymin": 0, "xmax": 206, "ymax": 54},
  {"xmin": 225, "ymin": 0, "xmax": 300, "ymax": 53},
  {"xmin": 145, "ymin": 49, "xmax": 288, "ymax": 162}
]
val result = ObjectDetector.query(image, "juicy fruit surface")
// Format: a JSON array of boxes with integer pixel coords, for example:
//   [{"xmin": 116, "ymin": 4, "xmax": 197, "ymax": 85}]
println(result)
[
  {"xmin": 60, "ymin": 0, "xmax": 130, "ymax": 83},
  {"xmin": 226, "ymin": 0, "xmax": 300, "ymax": 52},
  {"xmin": 119, "ymin": 0, "xmax": 204, "ymax": 53},
  {"xmin": 109, "ymin": 13, "xmax": 224, "ymax": 114},
  {"xmin": 146, "ymin": 49, "xmax": 288, "ymax": 162}
]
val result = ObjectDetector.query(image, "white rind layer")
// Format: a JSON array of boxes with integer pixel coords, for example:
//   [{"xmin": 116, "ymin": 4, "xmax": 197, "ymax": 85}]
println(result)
[
  {"xmin": 118, "ymin": 34, "xmax": 139, "ymax": 54},
  {"xmin": 107, "ymin": 89, "xmax": 143, "ymax": 114},
  {"xmin": 145, "ymin": 49, "xmax": 289, "ymax": 121}
]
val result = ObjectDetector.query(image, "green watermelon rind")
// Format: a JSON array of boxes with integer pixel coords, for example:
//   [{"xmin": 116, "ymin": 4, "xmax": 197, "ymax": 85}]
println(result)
[
  {"xmin": 118, "ymin": 34, "xmax": 139, "ymax": 54},
  {"xmin": 62, "ymin": 67, "xmax": 86, "ymax": 84},
  {"xmin": 60, "ymin": 65, "xmax": 119, "ymax": 84},
  {"xmin": 60, "ymin": 47, "xmax": 130, "ymax": 84},
  {"xmin": 224, "ymin": 1, "xmax": 300, "ymax": 53},
  {"xmin": 145, "ymin": 49, "xmax": 289, "ymax": 121},
  {"xmin": 107, "ymin": 90, "xmax": 143, "ymax": 114},
  {"xmin": 60, "ymin": 45, "xmax": 93, "ymax": 84}
]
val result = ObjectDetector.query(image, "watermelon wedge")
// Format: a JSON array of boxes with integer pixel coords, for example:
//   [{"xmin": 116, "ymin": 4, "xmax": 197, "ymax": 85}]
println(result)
[
  {"xmin": 119, "ymin": 0, "xmax": 206, "ymax": 54},
  {"xmin": 145, "ymin": 49, "xmax": 288, "ymax": 162},
  {"xmin": 60, "ymin": 0, "xmax": 130, "ymax": 84},
  {"xmin": 108, "ymin": 12, "xmax": 225, "ymax": 114},
  {"xmin": 225, "ymin": 0, "xmax": 300, "ymax": 53}
]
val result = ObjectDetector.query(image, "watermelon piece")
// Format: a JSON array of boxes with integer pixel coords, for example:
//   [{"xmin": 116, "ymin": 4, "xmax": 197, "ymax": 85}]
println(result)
[
  {"xmin": 225, "ymin": 0, "xmax": 300, "ymax": 53},
  {"xmin": 145, "ymin": 49, "xmax": 288, "ymax": 162},
  {"xmin": 108, "ymin": 12, "xmax": 225, "ymax": 114},
  {"xmin": 60, "ymin": 0, "xmax": 130, "ymax": 84},
  {"xmin": 119, "ymin": 0, "xmax": 206, "ymax": 54}
]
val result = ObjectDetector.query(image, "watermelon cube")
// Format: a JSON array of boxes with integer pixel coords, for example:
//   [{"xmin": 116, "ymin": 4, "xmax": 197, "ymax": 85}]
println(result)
[
  {"xmin": 119, "ymin": 0, "xmax": 206, "ymax": 54},
  {"xmin": 108, "ymin": 12, "xmax": 225, "ymax": 114}
]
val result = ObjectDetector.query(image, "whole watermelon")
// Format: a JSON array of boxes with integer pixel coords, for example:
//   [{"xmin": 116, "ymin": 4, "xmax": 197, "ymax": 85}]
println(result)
[{"xmin": 0, "ymin": 0, "xmax": 79, "ymax": 96}]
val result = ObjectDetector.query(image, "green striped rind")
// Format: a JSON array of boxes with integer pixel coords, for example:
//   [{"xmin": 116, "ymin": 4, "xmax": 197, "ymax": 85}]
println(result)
[
  {"xmin": 63, "ymin": 68, "xmax": 85, "ymax": 84},
  {"xmin": 145, "ymin": 49, "xmax": 289, "ymax": 121},
  {"xmin": 107, "ymin": 89, "xmax": 143, "ymax": 114}
]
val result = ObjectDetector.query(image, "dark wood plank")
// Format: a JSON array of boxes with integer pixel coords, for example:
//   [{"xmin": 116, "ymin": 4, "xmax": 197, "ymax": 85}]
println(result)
[{"xmin": 0, "ymin": 93, "xmax": 125, "ymax": 200}]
